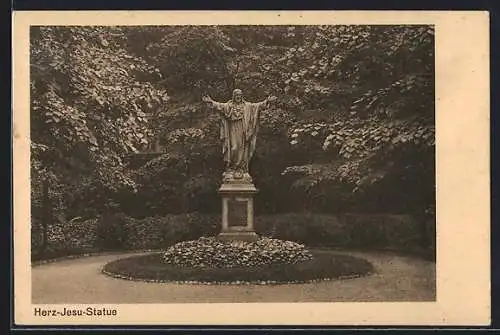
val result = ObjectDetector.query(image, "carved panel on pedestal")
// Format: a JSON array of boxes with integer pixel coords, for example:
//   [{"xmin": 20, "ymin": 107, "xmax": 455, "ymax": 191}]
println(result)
[{"xmin": 227, "ymin": 198, "xmax": 248, "ymax": 227}]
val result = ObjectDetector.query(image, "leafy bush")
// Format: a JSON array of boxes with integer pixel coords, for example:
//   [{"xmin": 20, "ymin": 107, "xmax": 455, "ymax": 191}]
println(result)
[
  {"xmin": 256, "ymin": 214, "xmax": 348, "ymax": 246},
  {"xmin": 31, "ymin": 217, "xmax": 99, "ymax": 260},
  {"xmin": 162, "ymin": 237, "xmax": 313, "ymax": 268},
  {"xmin": 31, "ymin": 219, "xmax": 44, "ymax": 254},
  {"xmin": 32, "ymin": 212, "xmax": 432, "ymax": 261},
  {"xmin": 95, "ymin": 213, "xmax": 130, "ymax": 250},
  {"xmin": 340, "ymin": 213, "xmax": 422, "ymax": 250},
  {"xmin": 63, "ymin": 217, "xmax": 98, "ymax": 249},
  {"xmin": 123, "ymin": 212, "xmax": 221, "ymax": 249},
  {"xmin": 255, "ymin": 213, "xmax": 429, "ymax": 256},
  {"xmin": 44, "ymin": 220, "xmax": 66, "ymax": 251}
]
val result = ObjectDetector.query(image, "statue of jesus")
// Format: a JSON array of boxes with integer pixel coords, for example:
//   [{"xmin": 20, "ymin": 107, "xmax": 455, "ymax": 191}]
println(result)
[{"xmin": 202, "ymin": 89, "xmax": 277, "ymax": 182}]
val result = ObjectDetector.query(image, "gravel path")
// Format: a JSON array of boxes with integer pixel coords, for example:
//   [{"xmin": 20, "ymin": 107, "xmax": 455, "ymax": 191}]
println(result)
[{"xmin": 32, "ymin": 250, "xmax": 435, "ymax": 303}]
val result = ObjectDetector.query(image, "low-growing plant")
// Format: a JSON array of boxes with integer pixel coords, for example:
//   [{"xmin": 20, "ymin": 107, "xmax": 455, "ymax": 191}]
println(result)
[{"xmin": 163, "ymin": 237, "xmax": 313, "ymax": 268}]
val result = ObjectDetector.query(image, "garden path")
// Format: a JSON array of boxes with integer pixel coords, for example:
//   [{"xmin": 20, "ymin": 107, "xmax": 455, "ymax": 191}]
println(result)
[{"xmin": 32, "ymin": 250, "xmax": 435, "ymax": 303}]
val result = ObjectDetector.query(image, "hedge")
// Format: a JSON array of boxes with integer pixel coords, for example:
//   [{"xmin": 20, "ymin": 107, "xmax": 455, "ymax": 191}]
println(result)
[
  {"xmin": 31, "ymin": 212, "xmax": 435, "ymax": 261},
  {"xmin": 255, "ymin": 213, "xmax": 432, "ymax": 255}
]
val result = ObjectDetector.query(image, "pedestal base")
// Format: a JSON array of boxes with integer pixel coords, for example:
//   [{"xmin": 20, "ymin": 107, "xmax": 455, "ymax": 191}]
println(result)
[
  {"xmin": 216, "ymin": 231, "xmax": 260, "ymax": 242},
  {"xmin": 218, "ymin": 181, "xmax": 258, "ymax": 242}
]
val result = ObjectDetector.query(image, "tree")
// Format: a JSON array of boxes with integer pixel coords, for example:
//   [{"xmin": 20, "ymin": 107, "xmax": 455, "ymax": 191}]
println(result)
[
  {"xmin": 30, "ymin": 25, "xmax": 435, "ymax": 219},
  {"xmin": 119, "ymin": 25, "xmax": 435, "ymax": 215},
  {"xmin": 30, "ymin": 26, "xmax": 168, "ymax": 193},
  {"xmin": 278, "ymin": 25, "xmax": 435, "ymax": 213},
  {"xmin": 30, "ymin": 26, "xmax": 170, "ymax": 231}
]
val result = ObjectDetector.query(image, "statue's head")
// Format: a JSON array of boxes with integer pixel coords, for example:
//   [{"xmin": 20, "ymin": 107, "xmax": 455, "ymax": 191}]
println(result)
[{"xmin": 232, "ymin": 89, "xmax": 243, "ymax": 103}]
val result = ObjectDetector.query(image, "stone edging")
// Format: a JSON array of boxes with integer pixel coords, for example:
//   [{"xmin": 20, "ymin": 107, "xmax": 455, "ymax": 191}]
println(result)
[
  {"xmin": 32, "ymin": 249, "xmax": 163, "ymax": 267},
  {"xmin": 101, "ymin": 267, "xmax": 373, "ymax": 285}
]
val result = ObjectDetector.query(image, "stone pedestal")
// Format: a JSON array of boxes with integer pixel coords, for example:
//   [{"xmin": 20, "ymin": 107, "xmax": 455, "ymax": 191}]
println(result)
[{"xmin": 217, "ymin": 182, "xmax": 259, "ymax": 242}]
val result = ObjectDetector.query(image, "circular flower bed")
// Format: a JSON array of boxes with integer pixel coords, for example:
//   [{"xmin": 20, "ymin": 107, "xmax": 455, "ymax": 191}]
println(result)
[
  {"xmin": 102, "ymin": 250, "xmax": 374, "ymax": 285},
  {"xmin": 162, "ymin": 237, "xmax": 313, "ymax": 268}
]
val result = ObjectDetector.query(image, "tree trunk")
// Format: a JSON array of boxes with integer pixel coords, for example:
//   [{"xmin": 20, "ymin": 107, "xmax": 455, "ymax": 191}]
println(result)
[{"xmin": 41, "ymin": 179, "xmax": 51, "ymax": 255}]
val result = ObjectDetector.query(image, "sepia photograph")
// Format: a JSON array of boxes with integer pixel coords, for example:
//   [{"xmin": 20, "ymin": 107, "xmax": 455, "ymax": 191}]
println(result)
[
  {"xmin": 29, "ymin": 23, "xmax": 436, "ymax": 304},
  {"xmin": 13, "ymin": 11, "xmax": 490, "ymax": 326}
]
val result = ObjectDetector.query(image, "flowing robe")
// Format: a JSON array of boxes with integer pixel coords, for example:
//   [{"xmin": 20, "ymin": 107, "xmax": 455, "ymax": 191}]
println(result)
[{"xmin": 211, "ymin": 99, "xmax": 268, "ymax": 172}]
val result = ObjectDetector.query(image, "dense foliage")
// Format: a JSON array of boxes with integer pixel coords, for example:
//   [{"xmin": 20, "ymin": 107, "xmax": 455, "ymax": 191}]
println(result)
[
  {"xmin": 32, "ymin": 212, "xmax": 433, "ymax": 261},
  {"xmin": 30, "ymin": 26, "xmax": 168, "ymax": 248},
  {"xmin": 121, "ymin": 25, "xmax": 435, "ymax": 216},
  {"xmin": 31, "ymin": 26, "xmax": 168, "ymax": 190},
  {"xmin": 163, "ymin": 237, "xmax": 313, "ymax": 268},
  {"xmin": 30, "ymin": 25, "xmax": 435, "ymax": 257}
]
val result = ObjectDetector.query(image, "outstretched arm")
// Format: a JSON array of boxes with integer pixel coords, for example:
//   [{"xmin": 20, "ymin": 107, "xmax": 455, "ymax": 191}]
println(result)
[
  {"xmin": 202, "ymin": 95, "xmax": 226, "ymax": 111},
  {"xmin": 253, "ymin": 95, "xmax": 277, "ymax": 109}
]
